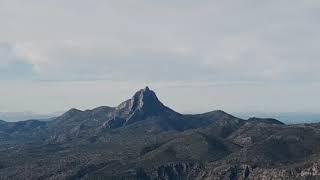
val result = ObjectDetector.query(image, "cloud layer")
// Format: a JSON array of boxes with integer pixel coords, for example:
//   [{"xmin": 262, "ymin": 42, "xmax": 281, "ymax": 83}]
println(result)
[
  {"xmin": 1, "ymin": 0, "xmax": 319, "ymax": 82},
  {"xmin": 0, "ymin": 0, "xmax": 319, "ymax": 113}
]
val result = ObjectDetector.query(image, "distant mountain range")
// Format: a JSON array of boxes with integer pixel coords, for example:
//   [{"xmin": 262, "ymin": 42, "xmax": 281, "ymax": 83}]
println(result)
[
  {"xmin": 0, "ymin": 87, "xmax": 319, "ymax": 179},
  {"xmin": 235, "ymin": 112, "xmax": 320, "ymax": 124},
  {"xmin": 0, "ymin": 111, "xmax": 61, "ymax": 122}
]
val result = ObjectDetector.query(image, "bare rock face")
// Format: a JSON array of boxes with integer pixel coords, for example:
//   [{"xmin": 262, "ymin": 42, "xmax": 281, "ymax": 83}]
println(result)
[
  {"xmin": 233, "ymin": 136, "xmax": 253, "ymax": 147},
  {"xmin": 192, "ymin": 161, "xmax": 320, "ymax": 180},
  {"xmin": 247, "ymin": 161, "xmax": 320, "ymax": 180},
  {"xmin": 109, "ymin": 86, "xmax": 170, "ymax": 127},
  {"xmin": 300, "ymin": 162, "xmax": 320, "ymax": 177},
  {"xmin": 135, "ymin": 162, "xmax": 205, "ymax": 180}
]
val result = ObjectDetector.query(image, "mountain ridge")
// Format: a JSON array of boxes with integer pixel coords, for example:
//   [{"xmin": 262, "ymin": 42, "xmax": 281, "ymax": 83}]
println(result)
[{"xmin": 1, "ymin": 87, "xmax": 319, "ymax": 180}]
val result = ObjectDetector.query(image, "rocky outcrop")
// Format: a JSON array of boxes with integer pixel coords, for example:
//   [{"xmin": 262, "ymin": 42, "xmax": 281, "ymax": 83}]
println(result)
[
  {"xmin": 108, "ymin": 86, "xmax": 177, "ymax": 128},
  {"xmin": 194, "ymin": 161, "xmax": 320, "ymax": 180},
  {"xmin": 136, "ymin": 162, "xmax": 205, "ymax": 180}
]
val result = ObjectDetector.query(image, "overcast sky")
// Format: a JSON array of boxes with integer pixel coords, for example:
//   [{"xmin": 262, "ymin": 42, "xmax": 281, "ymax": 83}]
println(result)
[{"xmin": 0, "ymin": 0, "xmax": 319, "ymax": 114}]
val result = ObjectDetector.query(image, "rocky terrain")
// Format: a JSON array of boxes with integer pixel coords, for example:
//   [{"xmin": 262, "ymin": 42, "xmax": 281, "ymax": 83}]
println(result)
[{"xmin": 0, "ymin": 87, "xmax": 319, "ymax": 180}]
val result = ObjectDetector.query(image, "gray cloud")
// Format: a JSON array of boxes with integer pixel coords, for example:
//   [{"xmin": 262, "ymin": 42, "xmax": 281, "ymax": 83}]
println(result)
[
  {"xmin": 0, "ymin": 0, "xmax": 319, "ymax": 82},
  {"xmin": 0, "ymin": 0, "xmax": 319, "ymax": 113}
]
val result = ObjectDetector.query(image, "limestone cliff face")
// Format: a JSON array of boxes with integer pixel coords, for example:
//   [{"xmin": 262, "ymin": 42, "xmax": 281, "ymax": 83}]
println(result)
[{"xmin": 107, "ymin": 86, "xmax": 179, "ymax": 128}]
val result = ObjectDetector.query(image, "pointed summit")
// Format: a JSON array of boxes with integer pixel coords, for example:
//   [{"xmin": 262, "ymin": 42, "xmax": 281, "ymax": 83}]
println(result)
[
  {"xmin": 116, "ymin": 87, "xmax": 163, "ymax": 115},
  {"xmin": 108, "ymin": 87, "xmax": 176, "ymax": 128},
  {"xmin": 130, "ymin": 86, "xmax": 161, "ymax": 113}
]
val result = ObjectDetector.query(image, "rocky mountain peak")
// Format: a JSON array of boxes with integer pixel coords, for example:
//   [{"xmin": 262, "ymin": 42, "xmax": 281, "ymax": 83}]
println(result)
[
  {"xmin": 129, "ymin": 86, "xmax": 160, "ymax": 112},
  {"xmin": 116, "ymin": 87, "xmax": 163, "ymax": 113},
  {"xmin": 108, "ymin": 87, "xmax": 171, "ymax": 127}
]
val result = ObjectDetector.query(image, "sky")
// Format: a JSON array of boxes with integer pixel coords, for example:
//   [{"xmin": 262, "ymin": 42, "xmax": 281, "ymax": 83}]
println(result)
[{"xmin": 0, "ymin": 0, "xmax": 319, "ymax": 114}]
